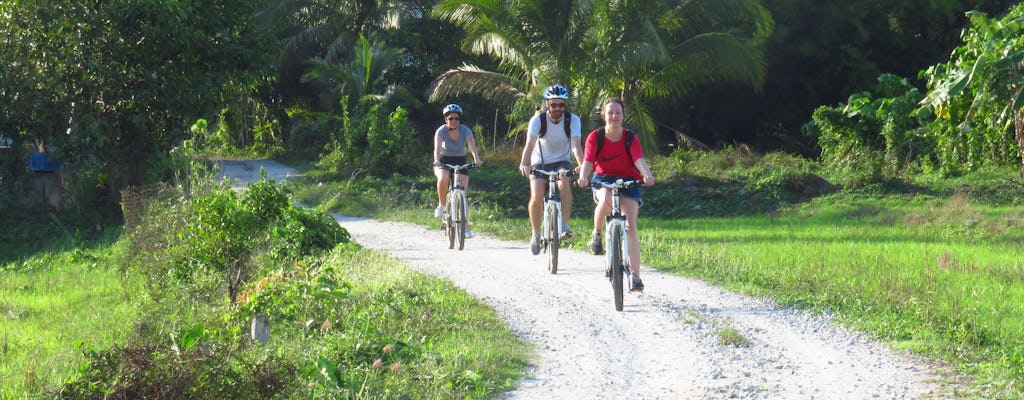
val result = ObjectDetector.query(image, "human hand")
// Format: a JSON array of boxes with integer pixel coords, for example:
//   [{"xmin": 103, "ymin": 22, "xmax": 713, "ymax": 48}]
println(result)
[
  {"xmin": 642, "ymin": 175, "xmax": 655, "ymax": 186},
  {"xmin": 519, "ymin": 164, "xmax": 530, "ymax": 176}
]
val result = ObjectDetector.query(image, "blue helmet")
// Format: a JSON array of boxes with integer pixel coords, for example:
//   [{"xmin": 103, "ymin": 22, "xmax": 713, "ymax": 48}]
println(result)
[
  {"xmin": 442, "ymin": 103, "xmax": 463, "ymax": 116},
  {"xmin": 543, "ymin": 84, "xmax": 569, "ymax": 100}
]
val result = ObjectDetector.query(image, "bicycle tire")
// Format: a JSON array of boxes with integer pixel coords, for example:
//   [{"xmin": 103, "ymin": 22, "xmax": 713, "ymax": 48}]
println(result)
[
  {"xmin": 445, "ymin": 193, "xmax": 456, "ymax": 249},
  {"xmin": 547, "ymin": 203, "xmax": 559, "ymax": 274},
  {"xmin": 455, "ymin": 191, "xmax": 467, "ymax": 250},
  {"xmin": 610, "ymin": 224, "xmax": 624, "ymax": 311}
]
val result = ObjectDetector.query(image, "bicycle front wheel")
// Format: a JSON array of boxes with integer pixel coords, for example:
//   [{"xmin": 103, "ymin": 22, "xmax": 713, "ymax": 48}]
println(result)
[
  {"xmin": 455, "ymin": 191, "xmax": 467, "ymax": 250},
  {"xmin": 609, "ymin": 225, "xmax": 624, "ymax": 311},
  {"xmin": 547, "ymin": 203, "xmax": 559, "ymax": 274},
  {"xmin": 445, "ymin": 210, "xmax": 455, "ymax": 249}
]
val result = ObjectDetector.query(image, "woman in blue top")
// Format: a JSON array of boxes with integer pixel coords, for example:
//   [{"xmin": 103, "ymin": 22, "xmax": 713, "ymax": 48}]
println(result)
[{"xmin": 432, "ymin": 104, "xmax": 483, "ymax": 233}]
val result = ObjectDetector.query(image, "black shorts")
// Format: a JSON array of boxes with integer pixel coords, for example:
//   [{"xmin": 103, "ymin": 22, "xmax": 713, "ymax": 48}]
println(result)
[
  {"xmin": 530, "ymin": 161, "xmax": 574, "ymax": 179},
  {"xmin": 439, "ymin": 155, "xmax": 470, "ymax": 176}
]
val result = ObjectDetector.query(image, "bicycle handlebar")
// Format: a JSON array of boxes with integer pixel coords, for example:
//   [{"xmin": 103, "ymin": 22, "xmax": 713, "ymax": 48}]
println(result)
[
  {"xmin": 531, "ymin": 167, "xmax": 575, "ymax": 178},
  {"xmin": 589, "ymin": 178, "xmax": 641, "ymax": 189},
  {"xmin": 436, "ymin": 162, "xmax": 476, "ymax": 171}
]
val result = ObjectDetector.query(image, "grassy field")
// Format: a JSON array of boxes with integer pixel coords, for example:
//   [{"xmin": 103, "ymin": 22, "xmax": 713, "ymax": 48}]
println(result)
[
  {"xmin": 294, "ymin": 149, "xmax": 1024, "ymax": 399},
  {"xmin": 1, "ymin": 180, "xmax": 530, "ymax": 398},
  {"xmin": 643, "ymin": 193, "xmax": 1024, "ymax": 395},
  {"xmin": 5, "ymin": 149, "xmax": 1024, "ymax": 398}
]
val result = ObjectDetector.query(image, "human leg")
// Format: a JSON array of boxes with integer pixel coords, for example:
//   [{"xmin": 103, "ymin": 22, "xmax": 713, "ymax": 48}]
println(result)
[
  {"xmin": 589, "ymin": 188, "xmax": 611, "ymax": 255},
  {"xmin": 434, "ymin": 167, "xmax": 450, "ymax": 217},
  {"xmin": 622, "ymin": 198, "xmax": 641, "ymax": 277},
  {"xmin": 557, "ymin": 174, "xmax": 574, "ymax": 236},
  {"xmin": 528, "ymin": 177, "xmax": 545, "ymax": 254}
]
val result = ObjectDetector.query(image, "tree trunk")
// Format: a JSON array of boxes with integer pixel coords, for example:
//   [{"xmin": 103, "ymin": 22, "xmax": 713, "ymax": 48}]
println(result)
[{"xmin": 1017, "ymin": 108, "xmax": 1024, "ymax": 178}]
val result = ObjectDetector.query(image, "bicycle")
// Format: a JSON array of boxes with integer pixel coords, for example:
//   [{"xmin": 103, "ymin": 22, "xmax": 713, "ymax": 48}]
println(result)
[
  {"xmin": 532, "ymin": 167, "xmax": 574, "ymax": 274},
  {"xmin": 438, "ymin": 162, "xmax": 475, "ymax": 250},
  {"xmin": 591, "ymin": 178, "xmax": 641, "ymax": 311}
]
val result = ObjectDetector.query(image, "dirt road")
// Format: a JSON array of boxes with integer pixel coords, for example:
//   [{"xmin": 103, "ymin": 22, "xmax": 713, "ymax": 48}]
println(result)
[{"xmin": 218, "ymin": 159, "xmax": 950, "ymax": 399}]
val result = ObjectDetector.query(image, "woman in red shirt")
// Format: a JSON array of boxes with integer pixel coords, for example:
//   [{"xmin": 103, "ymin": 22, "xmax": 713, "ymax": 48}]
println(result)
[{"xmin": 576, "ymin": 98, "xmax": 655, "ymax": 291}]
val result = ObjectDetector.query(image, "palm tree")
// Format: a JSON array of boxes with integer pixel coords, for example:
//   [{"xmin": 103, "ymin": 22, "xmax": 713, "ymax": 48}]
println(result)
[
  {"xmin": 429, "ymin": 0, "xmax": 772, "ymax": 150},
  {"xmin": 428, "ymin": 0, "xmax": 592, "ymax": 132},
  {"xmin": 260, "ymin": 0, "xmax": 418, "ymax": 110}
]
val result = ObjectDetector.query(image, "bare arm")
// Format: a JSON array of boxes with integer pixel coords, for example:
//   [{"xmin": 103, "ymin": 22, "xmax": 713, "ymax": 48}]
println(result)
[
  {"xmin": 635, "ymin": 158, "xmax": 655, "ymax": 186},
  {"xmin": 519, "ymin": 135, "xmax": 538, "ymax": 176},
  {"xmin": 576, "ymin": 160, "xmax": 594, "ymax": 187},
  {"xmin": 571, "ymin": 136, "xmax": 584, "ymax": 169},
  {"xmin": 466, "ymin": 132, "xmax": 483, "ymax": 166},
  {"xmin": 433, "ymin": 133, "xmax": 443, "ymax": 166}
]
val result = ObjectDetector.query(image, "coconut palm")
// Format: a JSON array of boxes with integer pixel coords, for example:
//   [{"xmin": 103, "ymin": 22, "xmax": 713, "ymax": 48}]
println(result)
[{"xmin": 429, "ymin": 0, "xmax": 772, "ymax": 149}]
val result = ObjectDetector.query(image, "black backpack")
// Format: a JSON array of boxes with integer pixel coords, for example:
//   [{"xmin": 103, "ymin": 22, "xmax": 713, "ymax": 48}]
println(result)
[{"xmin": 538, "ymin": 111, "xmax": 573, "ymax": 139}]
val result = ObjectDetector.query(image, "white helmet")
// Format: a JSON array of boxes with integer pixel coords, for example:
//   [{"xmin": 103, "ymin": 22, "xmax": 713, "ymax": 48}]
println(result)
[
  {"xmin": 543, "ymin": 84, "xmax": 569, "ymax": 100},
  {"xmin": 442, "ymin": 104, "xmax": 463, "ymax": 116}
]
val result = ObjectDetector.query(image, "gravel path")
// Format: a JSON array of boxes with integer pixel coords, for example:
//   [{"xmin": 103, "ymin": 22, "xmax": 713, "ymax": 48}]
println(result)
[{"xmin": 219, "ymin": 159, "xmax": 953, "ymax": 400}]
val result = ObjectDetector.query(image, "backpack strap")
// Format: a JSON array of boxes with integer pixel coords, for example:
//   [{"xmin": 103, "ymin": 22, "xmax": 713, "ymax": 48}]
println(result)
[{"xmin": 538, "ymin": 111, "xmax": 573, "ymax": 140}]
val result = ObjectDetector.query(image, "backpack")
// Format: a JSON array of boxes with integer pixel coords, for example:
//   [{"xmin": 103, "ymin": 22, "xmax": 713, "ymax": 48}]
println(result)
[
  {"xmin": 595, "ymin": 127, "xmax": 638, "ymax": 172},
  {"xmin": 538, "ymin": 111, "xmax": 573, "ymax": 139}
]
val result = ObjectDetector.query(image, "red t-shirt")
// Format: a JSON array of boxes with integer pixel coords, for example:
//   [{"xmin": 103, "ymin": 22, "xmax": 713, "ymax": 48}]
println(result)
[{"xmin": 583, "ymin": 129, "xmax": 644, "ymax": 180}]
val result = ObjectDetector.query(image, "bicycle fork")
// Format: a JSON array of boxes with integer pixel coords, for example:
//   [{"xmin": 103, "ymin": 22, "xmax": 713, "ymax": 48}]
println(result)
[
  {"xmin": 542, "ymin": 200, "xmax": 562, "ymax": 244},
  {"xmin": 604, "ymin": 217, "xmax": 631, "ymax": 286}
]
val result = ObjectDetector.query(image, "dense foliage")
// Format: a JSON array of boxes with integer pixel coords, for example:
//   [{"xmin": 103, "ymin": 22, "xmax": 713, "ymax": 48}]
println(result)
[{"xmin": 807, "ymin": 3, "xmax": 1024, "ymax": 179}]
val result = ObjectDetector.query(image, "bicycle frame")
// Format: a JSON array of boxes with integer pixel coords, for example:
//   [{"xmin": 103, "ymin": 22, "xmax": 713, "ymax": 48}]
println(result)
[
  {"xmin": 532, "ymin": 167, "xmax": 573, "ymax": 273},
  {"xmin": 593, "ymin": 178, "xmax": 639, "ymax": 310},
  {"xmin": 440, "ymin": 163, "xmax": 474, "ymax": 250}
]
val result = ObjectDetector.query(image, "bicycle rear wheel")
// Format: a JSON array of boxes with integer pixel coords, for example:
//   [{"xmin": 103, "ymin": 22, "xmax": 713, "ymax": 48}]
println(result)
[
  {"xmin": 547, "ymin": 203, "xmax": 559, "ymax": 274},
  {"xmin": 609, "ymin": 225, "xmax": 624, "ymax": 311},
  {"xmin": 455, "ymin": 191, "xmax": 467, "ymax": 250}
]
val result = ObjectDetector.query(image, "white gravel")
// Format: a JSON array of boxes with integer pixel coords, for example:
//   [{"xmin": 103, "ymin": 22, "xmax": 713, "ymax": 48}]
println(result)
[{"xmin": 219, "ymin": 159, "xmax": 955, "ymax": 400}]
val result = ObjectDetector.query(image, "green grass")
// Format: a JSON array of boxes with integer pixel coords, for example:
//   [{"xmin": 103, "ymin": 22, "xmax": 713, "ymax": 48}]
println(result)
[
  {"xmin": 292, "ymin": 155, "xmax": 1024, "ymax": 398},
  {"xmin": 1, "ymin": 183, "xmax": 531, "ymax": 398},
  {"xmin": 1, "ymin": 247, "xmax": 137, "ymax": 398},
  {"xmin": 641, "ymin": 192, "xmax": 1024, "ymax": 397}
]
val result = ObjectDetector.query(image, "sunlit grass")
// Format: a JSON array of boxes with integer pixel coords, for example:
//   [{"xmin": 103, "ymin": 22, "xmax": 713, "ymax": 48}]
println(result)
[
  {"xmin": 642, "ymin": 193, "xmax": 1024, "ymax": 396},
  {"xmin": 1, "ymin": 251, "xmax": 137, "ymax": 398}
]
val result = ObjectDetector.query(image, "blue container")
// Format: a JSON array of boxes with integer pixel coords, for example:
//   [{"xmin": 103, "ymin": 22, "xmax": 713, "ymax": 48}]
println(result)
[{"xmin": 28, "ymin": 152, "xmax": 61, "ymax": 172}]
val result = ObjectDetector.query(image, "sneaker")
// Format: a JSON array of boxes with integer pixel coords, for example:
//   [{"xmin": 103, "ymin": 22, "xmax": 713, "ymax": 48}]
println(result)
[
  {"xmin": 434, "ymin": 204, "xmax": 444, "ymax": 218},
  {"xmin": 529, "ymin": 232, "xmax": 541, "ymax": 255},
  {"xmin": 631, "ymin": 276, "xmax": 644, "ymax": 292},
  {"xmin": 589, "ymin": 232, "xmax": 604, "ymax": 255},
  {"xmin": 560, "ymin": 223, "xmax": 573, "ymax": 238},
  {"xmin": 465, "ymin": 229, "xmax": 474, "ymax": 239}
]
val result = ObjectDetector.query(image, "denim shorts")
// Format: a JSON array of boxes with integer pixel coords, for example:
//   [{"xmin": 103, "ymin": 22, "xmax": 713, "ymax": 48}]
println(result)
[{"xmin": 591, "ymin": 174, "xmax": 642, "ymax": 206}]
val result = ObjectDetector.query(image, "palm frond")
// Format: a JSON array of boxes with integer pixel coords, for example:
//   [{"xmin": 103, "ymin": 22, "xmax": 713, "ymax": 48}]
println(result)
[{"xmin": 426, "ymin": 65, "xmax": 526, "ymax": 107}]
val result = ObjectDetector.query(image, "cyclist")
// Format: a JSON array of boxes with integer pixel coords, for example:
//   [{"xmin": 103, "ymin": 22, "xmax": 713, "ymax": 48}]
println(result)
[
  {"xmin": 433, "ymin": 103, "xmax": 483, "ymax": 237},
  {"xmin": 576, "ymin": 98, "xmax": 655, "ymax": 291},
  {"xmin": 519, "ymin": 84, "xmax": 584, "ymax": 255}
]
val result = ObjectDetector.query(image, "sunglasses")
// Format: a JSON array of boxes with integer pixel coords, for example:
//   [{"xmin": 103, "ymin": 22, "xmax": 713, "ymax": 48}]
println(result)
[
  {"xmin": 446, "ymin": 116, "xmax": 460, "ymax": 121},
  {"xmin": 548, "ymin": 102, "xmax": 566, "ymax": 109}
]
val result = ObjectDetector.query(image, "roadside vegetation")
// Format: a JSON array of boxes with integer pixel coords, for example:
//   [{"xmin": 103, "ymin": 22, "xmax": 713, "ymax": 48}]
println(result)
[
  {"xmin": 294, "ymin": 146, "xmax": 1024, "ymax": 399},
  {"xmin": 1, "ymin": 160, "xmax": 529, "ymax": 399},
  {"xmin": 5, "ymin": 0, "xmax": 1024, "ymax": 398}
]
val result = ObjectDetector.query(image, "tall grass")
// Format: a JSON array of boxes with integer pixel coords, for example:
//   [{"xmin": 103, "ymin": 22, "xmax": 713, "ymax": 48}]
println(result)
[
  {"xmin": 2, "ymin": 171, "xmax": 531, "ymax": 398},
  {"xmin": 292, "ymin": 148, "xmax": 1024, "ymax": 398},
  {"xmin": 643, "ymin": 192, "xmax": 1024, "ymax": 397},
  {"xmin": 1, "ymin": 243, "xmax": 137, "ymax": 398}
]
